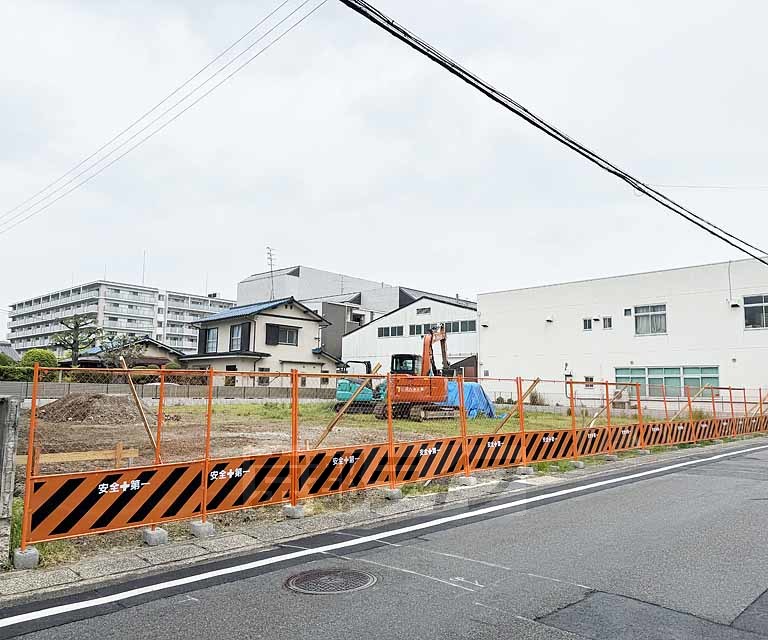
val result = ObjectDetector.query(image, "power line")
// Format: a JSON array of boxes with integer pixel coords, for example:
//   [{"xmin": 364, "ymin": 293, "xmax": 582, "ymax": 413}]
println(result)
[
  {"xmin": 0, "ymin": 0, "xmax": 296, "ymax": 226},
  {"xmin": 338, "ymin": 0, "xmax": 768, "ymax": 267},
  {"xmin": 649, "ymin": 183, "xmax": 768, "ymax": 191},
  {"xmin": 0, "ymin": 0, "xmax": 328, "ymax": 236}
]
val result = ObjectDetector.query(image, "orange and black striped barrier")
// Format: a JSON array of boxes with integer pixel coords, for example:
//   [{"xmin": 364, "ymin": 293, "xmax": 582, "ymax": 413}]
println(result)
[
  {"xmin": 297, "ymin": 443, "xmax": 390, "ymax": 499},
  {"xmin": 466, "ymin": 433, "xmax": 524, "ymax": 471},
  {"xmin": 611, "ymin": 424, "xmax": 643, "ymax": 452},
  {"xmin": 526, "ymin": 430, "xmax": 575, "ymax": 462},
  {"xmin": 205, "ymin": 453, "xmax": 292, "ymax": 515},
  {"xmin": 576, "ymin": 427, "xmax": 610, "ymax": 456},
  {"xmin": 392, "ymin": 437, "xmax": 466, "ymax": 483}
]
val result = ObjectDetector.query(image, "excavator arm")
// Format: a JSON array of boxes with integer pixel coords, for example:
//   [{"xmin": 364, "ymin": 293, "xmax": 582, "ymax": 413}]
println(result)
[{"xmin": 421, "ymin": 324, "xmax": 449, "ymax": 376}]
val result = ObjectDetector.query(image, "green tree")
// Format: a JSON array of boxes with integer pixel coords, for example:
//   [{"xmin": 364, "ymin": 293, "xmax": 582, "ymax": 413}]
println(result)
[
  {"xmin": 20, "ymin": 349, "xmax": 58, "ymax": 368},
  {"xmin": 99, "ymin": 335, "xmax": 147, "ymax": 368},
  {"xmin": 50, "ymin": 314, "xmax": 102, "ymax": 367},
  {"xmin": 0, "ymin": 353, "xmax": 27, "ymax": 381},
  {"xmin": 0, "ymin": 353, "xmax": 15, "ymax": 367}
]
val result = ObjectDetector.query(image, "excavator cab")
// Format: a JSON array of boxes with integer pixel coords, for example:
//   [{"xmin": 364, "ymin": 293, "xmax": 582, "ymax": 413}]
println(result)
[{"xmin": 390, "ymin": 354, "xmax": 423, "ymax": 375}]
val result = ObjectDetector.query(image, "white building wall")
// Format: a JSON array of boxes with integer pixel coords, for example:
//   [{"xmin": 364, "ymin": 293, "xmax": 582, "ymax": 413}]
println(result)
[
  {"xmin": 478, "ymin": 259, "xmax": 768, "ymax": 389},
  {"xmin": 342, "ymin": 300, "xmax": 479, "ymax": 373}
]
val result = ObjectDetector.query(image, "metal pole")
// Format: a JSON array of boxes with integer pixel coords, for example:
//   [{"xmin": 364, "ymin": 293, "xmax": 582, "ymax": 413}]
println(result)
[
  {"xmin": 457, "ymin": 376, "xmax": 471, "ymax": 476},
  {"xmin": 20, "ymin": 362, "xmax": 40, "ymax": 552},
  {"xmin": 569, "ymin": 379, "xmax": 578, "ymax": 460},
  {"xmin": 290, "ymin": 369, "xmax": 299, "ymax": 507},
  {"xmin": 201, "ymin": 367, "xmax": 214, "ymax": 523},
  {"xmin": 155, "ymin": 369, "xmax": 165, "ymax": 465},
  {"xmin": 386, "ymin": 374, "xmax": 396, "ymax": 489},
  {"xmin": 729, "ymin": 386, "xmax": 736, "ymax": 437},
  {"xmin": 517, "ymin": 377, "xmax": 527, "ymax": 465},
  {"xmin": 686, "ymin": 386, "xmax": 695, "ymax": 443},
  {"xmin": 604, "ymin": 381, "xmax": 611, "ymax": 428}
]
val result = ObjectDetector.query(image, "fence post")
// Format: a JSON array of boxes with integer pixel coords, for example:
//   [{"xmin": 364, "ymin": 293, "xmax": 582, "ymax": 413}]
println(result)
[
  {"xmin": 760, "ymin": 388, "xmax": 764, "ymax": 419},
  {"xmin": 457, "ymin": 376, "xmax": 471, "ymax": 477},
  {"xmin": 636, "ymin": 383, "xmax": 645, "ymax": 449},
  {"xmin": 729, "ymin": 386, "xmax": 736, "ymax": 437},
  {"xmin": 662, "ymin": 383, "xmax": 670, "ymax": 430},
  {"xmin": 604, "ymin": 381, "xmax": 611, "ymax": 428},
  {"xmin": 155, "ymin": 368, "xmax": 165, "ymax": 465},
  {"xmin": 686, "ymin": 386, "xmax": 695, "ymax": 442},
  {"xmin": 290, "ymin": 369, "xmax": 299, "ymax": 507},
  {"xmin": 1, "ymin": 397, "xmax": 20, "ymax": 569},
  {"xmin": 743, "ymin": 389, "xmax": 748, "ymax": 430},
  {"xmin": 386, "ymin": 374, "xmax": 397, "ymax": 489},
  {"xmin": 569, "ymin": 379, "xmax": 578, "ymax": 460},
  {"xmin": 201, "ymin": 367, "xmax": 214, "ymax": 524},
  {"xmin": 20, "ymin": 363, "xmax": 40, "ymax": 553},
  {"xmin": 517, "ymin": 377, "xmax": 527, "ymax": 466}
]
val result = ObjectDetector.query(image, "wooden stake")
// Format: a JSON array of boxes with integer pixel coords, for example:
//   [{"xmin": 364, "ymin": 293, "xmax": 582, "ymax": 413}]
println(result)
[
  {"xmin": 119, "ymin": 356, "xmax": 159, "ymax": 458},
  {"xmin": 670, "ymin": 385, "xmax": 710, "ymax": 421},
  {"xmin": 494, "ymin": 378, "xmax": 541, "ymax": 434}
]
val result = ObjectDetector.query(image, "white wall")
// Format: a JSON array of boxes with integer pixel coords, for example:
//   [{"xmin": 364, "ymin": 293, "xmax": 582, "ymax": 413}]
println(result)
[
  {"xmin": 478, "ymin": 259, "xmax": 768, "ymax": 388},
  {"xmin": 342, "ymin": 299, "xmax": 478, "ymax": 373}
]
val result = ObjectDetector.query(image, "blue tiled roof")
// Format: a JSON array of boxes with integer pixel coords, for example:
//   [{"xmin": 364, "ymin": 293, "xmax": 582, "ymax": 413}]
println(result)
[{"xmin": 199, "ymin": 297, "xmax": 295, "ymax": 323}]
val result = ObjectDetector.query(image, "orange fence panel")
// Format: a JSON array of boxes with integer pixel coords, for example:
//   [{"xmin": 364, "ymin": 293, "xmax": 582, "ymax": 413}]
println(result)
[
  {"xmin": 205, "ymin": 452, "xmax": 292, "ymax": 515},
  {"xmin": 610, "ymin": 424, "xmax": 643, "ymax": 452},
  {"xmin": 27, "ymin": 461, "xmax": 204, "ymax": 544},
  {"xmin": 526, "ymin": 430, "xmax": 574, "ymax": 462},
  {"xmin": 643, "ymin": 422, "xmax": 668, "ymax": 447},
  {"xmin": 392, "ymin": 437, "xmax": 466, "ymax": 483},
  {"xmin": 576, "ymin": 427, "xmax": 610, "ymax": 457},
  {"xmin": 297, "ymin": 443, "xmax": 390, "ymax": 499},
  {"xmin": 466, "ymin": 432, "xmax": 524, "ymax": 471}
]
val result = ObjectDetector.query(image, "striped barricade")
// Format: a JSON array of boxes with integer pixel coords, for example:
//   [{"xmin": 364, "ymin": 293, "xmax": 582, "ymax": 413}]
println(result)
[
  {"xmin": 297, "ymin": 444, "xmax": 390, "ymax": 499},
  {"xmin": 693, "ymin": 419, "xmax": 716, "ymax": 441},
  {"xmin": 611, "ymin": 424, "xmax": 643, "ymax": 452},
  {"xmin": 576, "ymin": 427, "xmax": 610, "ymax": 457},
  {"xmin": 28, "ymin": 461, "xmax": 204, "ymax": 543},
  {"xmin": 392, "ymin": 437, "xmax": 466, "ymax": 483},
  {"xmin": 205, "ymin": 453, "xmax": 292, "ymax": 515},
  {"xmin": 526, "ymin": 430, "xmax": 574, "ymax": 462},
  {"xmin": 668, "ymin": 421, "xmax": 694, "ymax": 444},
  {"xmin": 643, "ymin": 422, "xmax": 668, "ymax": 447},
  {"xmin": 466, "ymin": 433, "xmax": 524, "ymax": 471}
]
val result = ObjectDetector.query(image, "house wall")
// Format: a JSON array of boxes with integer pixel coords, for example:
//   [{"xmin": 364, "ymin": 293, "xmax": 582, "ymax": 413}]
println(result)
[
  {"xmin": 477, "ymin": 258, "xmax": 768, "ymax": 390},
  {"xmin": 342, "ymin": 300, "xmax": 479, "ymax": 373}
]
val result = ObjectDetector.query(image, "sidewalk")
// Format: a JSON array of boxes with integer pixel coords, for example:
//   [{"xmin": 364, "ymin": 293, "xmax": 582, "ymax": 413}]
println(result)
[{"xmin": 1, "ymin": 436, "xmax": 762, "ymax": 603}]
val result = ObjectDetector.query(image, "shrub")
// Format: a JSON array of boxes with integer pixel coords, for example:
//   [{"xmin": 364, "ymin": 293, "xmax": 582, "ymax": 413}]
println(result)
[
  {"xmin": 20, "ymin": 349, "xmax": 58, "ymax": 368},
  {"xmin": 0, "ymin": 365, "xmax": 29, "ymax": 381},
  {"xmin": 0, "ymin": 353, "xmax": 16, "ymax": 367},
  {"xmin": 528, "ymin": 390, "xmax": 547, "ymax": 406}
]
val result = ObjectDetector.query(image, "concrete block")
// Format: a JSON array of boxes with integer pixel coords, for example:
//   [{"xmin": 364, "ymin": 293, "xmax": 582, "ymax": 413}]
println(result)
[
  {"xmin": 13, "ymin": 547, "xmax": 40, "ymax": 570},
  {"xmin": 637, "ymin": 449, "xmax": 651, "ymax": 455},
  {"xmin": 189, "ymin": 519, "xmax": 216, "ymax": 539},
  {"xmin": 516, "ymin": 466, "xmax": 534, "ymax": 476},
  {"xmin": 573, "ymin": 461, "xmax": 585, "ymax": 469},
  {"xmin": 453, "ymin": 475, "xmax": 478, "ymax": 487},
  {"xmin": 141, "ymin": 527, "xmax": 168, "ymax": 547},
  {"xmin": 603, "ymin": 454, "xmax": 619, "ymax": 461},
  {"xmin": 281, "ymin": 504, "xmax": 305, "ymax": 519},
  {"xmin": 195, "ymin": 533, "xmax": 258, "ymax": 553},
  {"xmin": 383, "ymin": 488, "xmax": 403, "ymax": 501},
  {"xmin": 73, "ymin": 553, "xmax": 150, "ymax": 580}
]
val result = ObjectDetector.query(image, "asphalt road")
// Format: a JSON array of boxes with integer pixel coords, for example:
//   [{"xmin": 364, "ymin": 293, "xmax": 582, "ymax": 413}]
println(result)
[{"xmin": 7, "ymin": 444, "xmax": 768, "ymax": 640}]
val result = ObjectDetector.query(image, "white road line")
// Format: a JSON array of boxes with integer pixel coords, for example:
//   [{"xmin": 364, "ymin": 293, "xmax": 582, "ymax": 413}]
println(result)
[{"xmin": 2, "ymin": 442, "xmax": 766, "ymax": 630}]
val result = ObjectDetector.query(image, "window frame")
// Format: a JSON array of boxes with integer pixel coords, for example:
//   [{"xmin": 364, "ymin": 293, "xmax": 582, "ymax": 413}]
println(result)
[
  {"xmin": 744, "ymin": 295, "xmax": 768, "ymax": 329},
  {"xmin": 602, "ymin": 316, "xmax": 612, "ymax": 330},
  {"xmin": 205, "ymin": 327, "xmax": 218, "ymax": 354},
  {"xmin": 583, "ymin": 318, "xmax": 592, "ymax": 331},
  {"xmin": 416, "ymin": 307, "xmax": 431, "ymax": 315},
  {"xmin": 229, "ymin": 324, "xmax": 242, "ymax": 351},
  {"xmin": 278, "ymin": 326, "xmax": 298, "ymax": 346},
  {"xmin": 634, "ymin": 304, "xmax": 667, "ymax": 336}
]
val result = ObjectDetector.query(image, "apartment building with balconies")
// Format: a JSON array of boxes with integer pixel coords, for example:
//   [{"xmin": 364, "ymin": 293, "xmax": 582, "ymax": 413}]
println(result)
[{"xmin": 7, "ymin": 281, "xmax": 234, "ymax": 357}]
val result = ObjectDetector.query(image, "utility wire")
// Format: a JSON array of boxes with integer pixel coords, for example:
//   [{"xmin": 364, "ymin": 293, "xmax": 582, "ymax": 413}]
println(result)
[
  {"xmin": 0, "ymin": 0, "xmax": 296, "ymax": 225},
  {"xmin": 0, "ymin": 0, "xmax": 320, "ymax": 232},
  {"xmin": 649, "ymin": 184, "xmax": 768, "ymax": 191},
  {"xmin": 338, "ymin": 0, "xmax": 768, "ymax": 266},
  {"xmin": 0, "ymin": 0, "xmax": 328, "ymax": 236}
]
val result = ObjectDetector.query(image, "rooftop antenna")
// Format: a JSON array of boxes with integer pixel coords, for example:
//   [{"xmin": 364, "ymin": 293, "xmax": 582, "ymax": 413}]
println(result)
[
  {"xmin": 267, "ymin": 246, "xmax": 276, "ymax": 300},
  {"xmin": 141, "ymin": 249, "xmax": 148, "ymax": 285},
  {"xmin": 340, "ymin": 273, "xmax": 345, "ymax": 294}
]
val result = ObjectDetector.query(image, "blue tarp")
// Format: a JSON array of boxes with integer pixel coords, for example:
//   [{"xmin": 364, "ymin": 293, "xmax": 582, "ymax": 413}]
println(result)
[{"xmin": 444, "ymin": 380, "xmax": 496, "ymax": 418}]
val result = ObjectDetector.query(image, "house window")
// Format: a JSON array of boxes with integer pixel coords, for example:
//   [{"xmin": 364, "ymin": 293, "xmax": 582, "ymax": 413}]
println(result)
[
  {"xmin": 603, "ymin": 316, "xmax": 612, "ymax": 329},
  {"xmin": 378, "ymin": 327, "xmax": 390, "ymax": 338},
  {"xmin": 229, "ymin": 324, "xmax": 242, "ymax": 351},
  {"xmin": 278, "ymin": 326, "xmax": 298, "ymax": 345},
  {"xmin": 320, "ymin": 377, "xmax": 329, "ymax": 386},
  {"xmin": 624, "ymin": 308, "xmax": 632, "ymax": 316},
  {"xmin": 583, "ymin": 318, "xmax": 592, "ymax": 331},
  {"xmin": 225, "ymin": 364, "xmax": 237, "ymax": 387},
  {"xmin": 744, "ymin": 295, "xmax": 768, "ymax": 329},
  {"xmin": 460, "ymin": 320, "xmax": 477, "ymax": 332},
  {"xmin": 257, "ymin": 367, "xmax": 270, "ymax": 386},
  {"xmin": 300, "ymin": 377, "xmax": 307, "ymax": 387},
  {"xmin": 409, "ymin": 324, "xmax": 422, "ymax": 336},
  {"xmin": 416, "ymin": 307, "xmax": 431, "ymax": 315},
  {"xmin": 390, "ymin": 326, "xmax": 403, "ymax": 337},
  {"xmin": 585, "ymin": 376, "xmax": 594, "ymax": 389},
  {"xmin": 634, "ymin": 304, "xmax": 666, "ymax": 335},
  {"xmin": 205, "ymin": 328, "xmax": 218, "ymax": 353}
]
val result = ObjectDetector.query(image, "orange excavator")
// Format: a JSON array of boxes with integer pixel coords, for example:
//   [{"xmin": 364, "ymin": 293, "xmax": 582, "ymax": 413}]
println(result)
[{"xmin": 374, "ymin": 323, "xmax": 458, "ymax": 421}]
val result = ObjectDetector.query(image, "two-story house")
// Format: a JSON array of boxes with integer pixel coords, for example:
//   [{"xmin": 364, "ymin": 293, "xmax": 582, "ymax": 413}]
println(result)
[{"xmin": 180, "ymin": 297, "xmax": 339, "ymax": 387}]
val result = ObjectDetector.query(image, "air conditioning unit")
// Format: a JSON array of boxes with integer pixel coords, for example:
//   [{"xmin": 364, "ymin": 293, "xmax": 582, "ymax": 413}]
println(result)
[{"xmin": 728, "ymin": 299, "xmax": 741, "ymax": 309}]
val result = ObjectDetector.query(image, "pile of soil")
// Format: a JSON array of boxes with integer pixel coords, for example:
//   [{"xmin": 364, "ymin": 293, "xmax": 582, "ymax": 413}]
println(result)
[{"xmin": 37, "ymin": 393, "xmax": 154, "ymax": 425}]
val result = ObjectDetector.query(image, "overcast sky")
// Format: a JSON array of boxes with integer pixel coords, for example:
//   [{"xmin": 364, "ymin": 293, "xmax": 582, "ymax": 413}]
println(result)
[{"xmin": 1, "ymin": 1, "xmax": 767, "ymax": 335}]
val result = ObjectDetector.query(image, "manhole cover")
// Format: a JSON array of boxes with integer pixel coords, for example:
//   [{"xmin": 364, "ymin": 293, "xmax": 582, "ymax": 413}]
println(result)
[{"xmin": 285, "ymin": 568, "xmax": 377, "ymax": 594}]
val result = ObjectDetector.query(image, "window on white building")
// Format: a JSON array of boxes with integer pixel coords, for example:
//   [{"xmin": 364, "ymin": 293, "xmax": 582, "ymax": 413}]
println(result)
[
  {"xmin": 624, "ymin": 308, "xmax": 632, "ymax": 316},
  {"xmin": 583, "ymin": 318, "xmax": 592, "ymax": 331},
  {"xmin": 444, "ymin": 321, "xmax": 460, "ymax": 333},
  {"xmin": 634, "ymin": 304, "xmax": 666, "ymax": 335},
  {"xmin": 257, "ymin": 367, "xmax": 270, "ymax": 386},
  {"xmin": 584, "ymin": 376, "xmax": 594, "ymax": 389},
  {"xmin": 745, "ymin": 295, "xmax": 768, "ymax": 328},
  {"xmin": 378, "ymin": 327, "xmax": 390, "ymax": 338},
  {"xmin": 460, "ymin": 320, "xmax": 477, "ymax": 332},
  {"xmin": 205, "ymin": 328, "xmax": 218, "ymax": 353},
  {"xmin": 391, "ymin": 325, "xmax": 403, "ymax": 337},
  {"xmin": 230, "ymin": 324, "xmax": 242, "ymax": 351},
  {"xmin": 616, "ymin": 366, "xmax": 719, "ymax": 397},
  {"xmin": 278, "ymin": 326, "xmax": 298, "ymax": 345},
  {"xmin": 416, "ymin": 307, "xmax": 431, "ymax": 315},
  {"xmin": 409, "ymin": 324, "xmax": 422, "ymax": 336},
  {"xmin": 603, "ymin": 316, "xmax": 612, "ymax": 329}
]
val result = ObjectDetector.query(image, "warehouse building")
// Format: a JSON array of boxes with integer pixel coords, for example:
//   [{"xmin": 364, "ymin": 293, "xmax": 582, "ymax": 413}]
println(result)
[
  {"xmin": 342, "ymin": 296, "xmax": 479, "ymax": 376},
  {"xmin": 477, "ymin": 258, "xmax": 768, "ymax": 393}
]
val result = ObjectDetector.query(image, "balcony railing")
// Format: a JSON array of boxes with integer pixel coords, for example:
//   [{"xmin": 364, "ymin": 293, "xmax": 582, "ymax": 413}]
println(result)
[{"xmin": 12, "ymin": 292, "xmax": 100, "ymax": 313}]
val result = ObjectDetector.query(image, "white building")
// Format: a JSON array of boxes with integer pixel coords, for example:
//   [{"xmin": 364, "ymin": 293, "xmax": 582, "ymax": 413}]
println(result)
[
  {"xmin": 237, "ymin": 265, "xmax": 476, "ymax": 362},
  {"xmin": 7, "ymin": 281, "xmax": 234, "ymax": 356},
  {"xmin": 342, "ymin": 296, "xmax": 479, "ymax": 375},
  {"xmin": 478, "ymin": 258, "xmax": 768, "ymax": 394}
]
